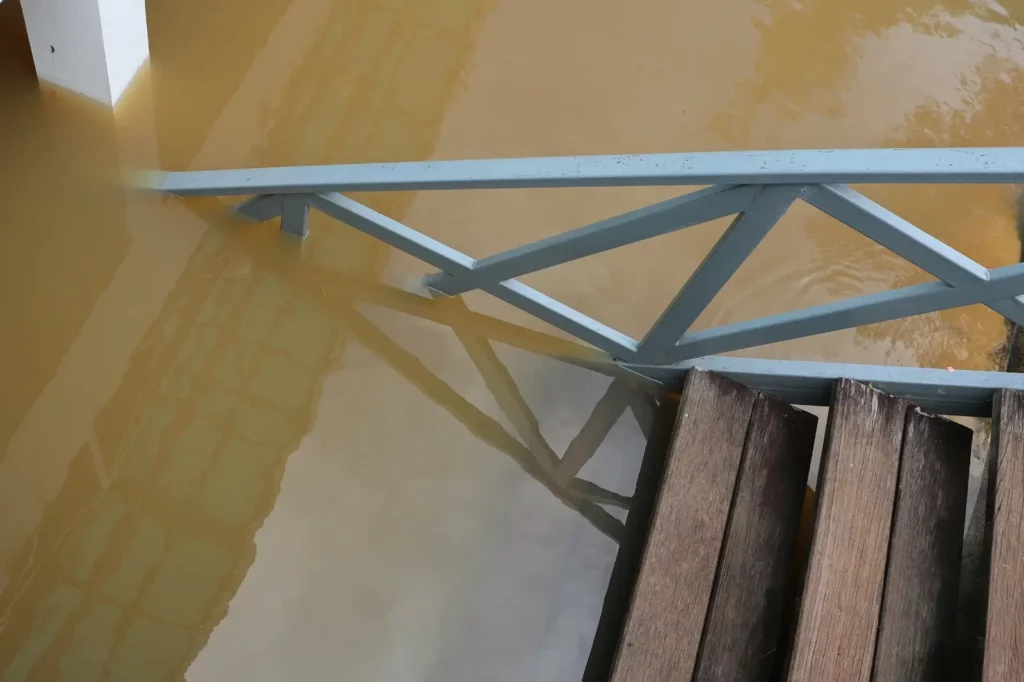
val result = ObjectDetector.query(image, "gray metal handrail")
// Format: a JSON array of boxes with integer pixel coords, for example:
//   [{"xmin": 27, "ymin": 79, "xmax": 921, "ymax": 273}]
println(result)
[{"xmin": 142, "ymin": 148, "xmax": 1024, "ymax": 415}]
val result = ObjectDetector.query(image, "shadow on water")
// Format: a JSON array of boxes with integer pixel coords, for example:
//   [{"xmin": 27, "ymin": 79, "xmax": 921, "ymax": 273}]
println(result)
[
  {"xmin": 177, "ymin": 198, "xmax": 659, "ymax": 548},
  {"xmin": 0, "ymin": 0, "xmax": 658, "ymax": 678},
  {"xmin": 0, "ymin": 189, "xmax": 660, "ymax": 679}
]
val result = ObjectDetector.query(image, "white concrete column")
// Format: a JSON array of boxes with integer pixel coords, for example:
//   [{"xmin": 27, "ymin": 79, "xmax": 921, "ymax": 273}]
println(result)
[{"xmin": 19, "ymin": 0, "xmax": 149, "ymax": 106}]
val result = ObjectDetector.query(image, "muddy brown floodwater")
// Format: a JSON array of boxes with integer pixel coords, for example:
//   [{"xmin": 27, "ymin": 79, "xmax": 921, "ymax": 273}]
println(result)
[{"xmin": 1, "ymin": 0, "xmax": 1023, "ymax": 679}]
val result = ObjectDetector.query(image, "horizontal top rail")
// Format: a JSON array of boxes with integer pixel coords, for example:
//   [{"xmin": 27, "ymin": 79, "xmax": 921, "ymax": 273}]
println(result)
[
  {"xmin": 147, "ymin": 146, "xmax": 1024, "ymax": 396},
  {"xmin": 142, "ymin": 147, "xmax": 1024, "ymax": 196}
]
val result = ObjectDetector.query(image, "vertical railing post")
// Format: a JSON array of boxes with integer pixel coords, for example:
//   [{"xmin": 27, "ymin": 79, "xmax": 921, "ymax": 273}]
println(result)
[{"xmin": 281, "ymin": 196, "xmax": 310, "ymax": 238}]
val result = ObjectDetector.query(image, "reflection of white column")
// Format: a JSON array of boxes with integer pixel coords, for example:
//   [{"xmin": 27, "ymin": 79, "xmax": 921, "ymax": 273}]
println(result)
[
  {"xmin": 20, "ymin": 0, "xmax": 148, "ymax": 105},
  {"xmin": 0, "ymin": 195, "xmax": 205, "ymax": 596}
]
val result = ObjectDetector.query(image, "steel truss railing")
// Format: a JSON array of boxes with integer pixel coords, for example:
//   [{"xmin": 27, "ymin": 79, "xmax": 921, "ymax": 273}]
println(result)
[{"xmin": 143, "ymin": 148, "xmax": 1024, "ymax": 416}]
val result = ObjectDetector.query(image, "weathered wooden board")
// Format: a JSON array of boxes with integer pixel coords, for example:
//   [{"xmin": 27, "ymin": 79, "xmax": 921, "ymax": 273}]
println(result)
[
  {"xmin": 610, "ymin": 370, "xmax": 756, "ymax": 682},
  {"xmin": 983, "ymin": 389, "xmax": 1024, "ymax": 681},
  {"xmin": 583, "ymin": 400, "xmax": 678, "ymax": 682},
  {"xmin": 873, "ymin": 408, "xmax": 972, "ymax": 682},
  {"xmin": 786, "ymin": 379, "xmax": 907, "ymax": 682},
  {"xmin": 694, "ymin": 394, "xmax": 817, "ymax": 682}
]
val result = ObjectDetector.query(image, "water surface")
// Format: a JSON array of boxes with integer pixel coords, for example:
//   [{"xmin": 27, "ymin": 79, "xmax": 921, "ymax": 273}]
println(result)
[{"xmin": 1, "ymin": 0, "xmax": 1022, "ymax": 679}]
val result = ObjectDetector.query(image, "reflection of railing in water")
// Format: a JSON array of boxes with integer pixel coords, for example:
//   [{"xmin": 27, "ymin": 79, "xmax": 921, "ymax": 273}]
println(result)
[
  {"xmin": 177, "ymin": 198, "xmax": 660, "ymax": 542},
  {"xmin": 335, "ymin": 304, "xmax": 650, "ymax": 543},
  {"xmin": 143, "ymin": 148, "xmax": 1024, "ymax": 418}
]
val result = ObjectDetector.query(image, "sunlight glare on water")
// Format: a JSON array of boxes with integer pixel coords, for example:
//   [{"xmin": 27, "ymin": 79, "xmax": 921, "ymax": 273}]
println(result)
[{"xmin": 0, "ymin": 0, "xmax": 1022, "ymax": 679}]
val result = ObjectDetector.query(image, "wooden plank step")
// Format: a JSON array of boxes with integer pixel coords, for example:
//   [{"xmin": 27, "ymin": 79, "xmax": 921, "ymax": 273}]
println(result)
[
  {"xmin": 786, "ymin": 379, "xmax": 907, "ymax": 682},
  {"xmin": 873, "ymin": 407, "xmax": 971, "ymax": 682},
  {"xmin": 694, "ymin": 393, "xmax": 817, "ymax": 682},
  {"xmin": 787, "ymin": 379, "xmax": 973, "ymax": 682},
  {"xmin": 609, "ymin": 370, "xmax": 816, "ymax": 682},
  {"xmin": 983, "ymin": 389, "xmax": 1024, "ymax": 681}
]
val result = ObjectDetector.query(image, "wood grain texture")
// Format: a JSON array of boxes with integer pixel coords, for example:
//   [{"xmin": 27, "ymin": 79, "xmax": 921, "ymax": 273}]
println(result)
[
  {"xmin": 983, "ymin": 389, "xmax": 1024, "ymax": 682},
  {"xmin": 694, "ymin": 395, "xmax": 818, "ymax": 682},
  {"xmin": 610, "ymin": 370, "xmax": 756, "ymax": 682},
  {"xmin": 583, "ymin": 400, "xmax": 678, "ymax": 682},
  {"xmin": 786, "ymin": 379, "xmax": 907, "ymax": 682},
  {"xmin": 873, "ymin": 408, "xmax": 972, "ymax": 682}
]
